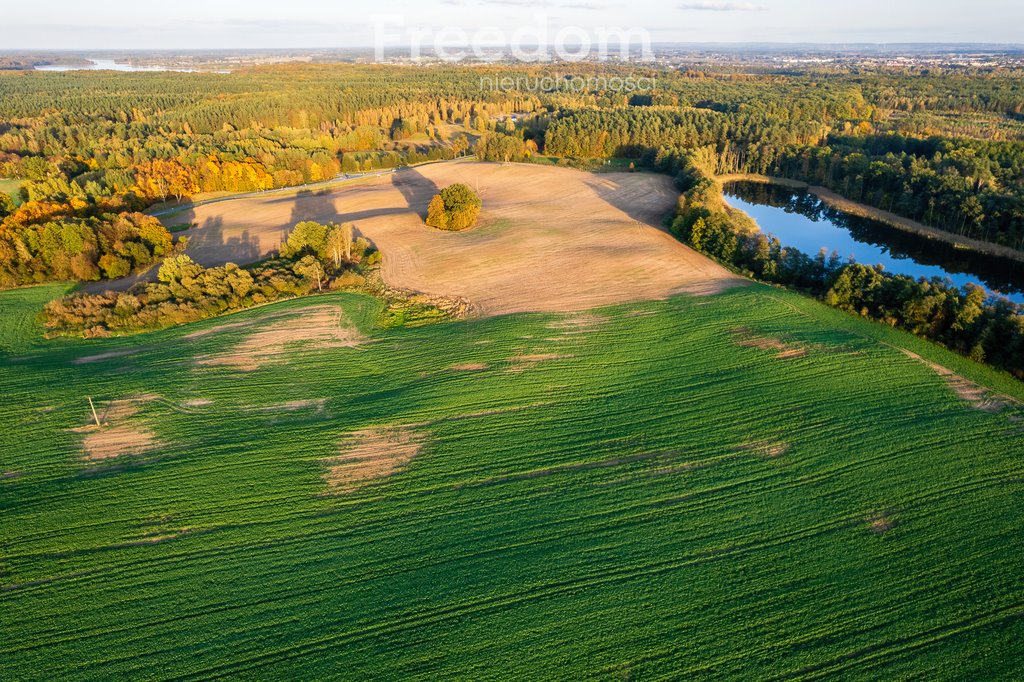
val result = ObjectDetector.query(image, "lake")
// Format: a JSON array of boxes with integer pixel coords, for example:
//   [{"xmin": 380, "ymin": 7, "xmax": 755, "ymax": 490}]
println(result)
[
  {"xmin": 723, "ymin": 181, "xmax": 1024, "ymax": 304},
  {"xmin": 35, "ymin": 59, "xmax": 206, "ymax": 73}
]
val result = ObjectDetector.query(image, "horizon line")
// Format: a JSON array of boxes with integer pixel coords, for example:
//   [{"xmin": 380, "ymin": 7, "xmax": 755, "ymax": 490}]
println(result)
[{"xmin": 5, "ymin": 41, "xmax": 1024, "ymax": 54}]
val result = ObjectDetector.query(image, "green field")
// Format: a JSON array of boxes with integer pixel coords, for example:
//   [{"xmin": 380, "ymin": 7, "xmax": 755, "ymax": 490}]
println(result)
[
  {"xmin": 0, "ymin": 178, "xmax": 22, "ymax": 205},
  {"xmin": 2, "ymin": 283, "xmax": 1024, "ymax": 679}
]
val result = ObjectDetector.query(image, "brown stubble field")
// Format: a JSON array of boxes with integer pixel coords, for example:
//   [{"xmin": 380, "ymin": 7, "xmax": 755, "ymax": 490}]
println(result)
[{"xmin": 167, "ymin": 161, "xmax": 742, "ymax": 316}]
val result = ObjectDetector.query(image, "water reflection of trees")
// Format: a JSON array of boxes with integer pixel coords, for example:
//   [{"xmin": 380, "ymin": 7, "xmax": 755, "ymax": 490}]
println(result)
[{"xmin": 724, "ymin": 181, "xmax": 1024, "ymax": 296}]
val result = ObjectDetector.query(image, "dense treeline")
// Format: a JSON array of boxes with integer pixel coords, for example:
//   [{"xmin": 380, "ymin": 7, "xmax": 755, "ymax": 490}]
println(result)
[
  {"xmin": 671, "ymin": 164, "xmax": 1024, "ymax": 377},
  {"xmin": 768, "ymin": 135, "xmax": 1024, "ymax": 248},
  {"xmin": 42, "ymin": 221, "xmax": 374, "ymax": 337},
  {"xmin": 3, "ymin": 63, "xmax": 1019, "ymax": 207},
  {"xmin": 0, "ymin": 65, "xmax": 538, "ymax": 205},
  {"xmin": 0, "ymin": 200, "xmax": 172, "ymax": 287}
]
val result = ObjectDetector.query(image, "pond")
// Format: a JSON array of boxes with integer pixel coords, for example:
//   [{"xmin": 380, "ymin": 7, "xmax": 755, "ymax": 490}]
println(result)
[{"xmin": 723, "ymin": 181, "xmax": 1024, "ymax": 304}]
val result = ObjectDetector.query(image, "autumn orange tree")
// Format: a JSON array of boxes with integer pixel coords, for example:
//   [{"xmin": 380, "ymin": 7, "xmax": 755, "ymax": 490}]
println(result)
[{"xmin": 425, "ymin": 184, "xmax": 482, "ymax": 231}]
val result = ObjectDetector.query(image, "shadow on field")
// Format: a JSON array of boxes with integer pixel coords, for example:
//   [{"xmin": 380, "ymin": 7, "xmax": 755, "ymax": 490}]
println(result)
[
  {"xmin": 185, "ymin": 215, "xmax": 264, "ymax": 267},
  {"xmin": 584, "ymin": 175, "xmax": 674, "ymax": 228},
  {"xmin": 288, "ymin": 186, "xmax": 412, "ymax": 226},
  {"xmin": 394, "ymin": 168, "xmax": 440, "ymax": 220},
  {"xmin": 88, "ymin": 208, "xmax": 267, "ymax": 293},
  {"xmin": 290, "ymin": 189, "xmax": 340, "ymax": 225},
  {"xmin": 79, "ymin": 266, "xmax": 160, "ymax": 294}
]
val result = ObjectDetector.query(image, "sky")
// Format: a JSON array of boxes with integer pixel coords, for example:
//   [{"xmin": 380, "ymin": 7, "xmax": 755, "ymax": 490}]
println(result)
[{"xmin": 4, "ymin": 0, "xmax": 1024, "ymax": 51}]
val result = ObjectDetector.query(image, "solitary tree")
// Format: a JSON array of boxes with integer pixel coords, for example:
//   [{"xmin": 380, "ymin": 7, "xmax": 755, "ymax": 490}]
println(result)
[{"xmin": 158, "ymin": 254, "xmax": 203, "ymax": 284}]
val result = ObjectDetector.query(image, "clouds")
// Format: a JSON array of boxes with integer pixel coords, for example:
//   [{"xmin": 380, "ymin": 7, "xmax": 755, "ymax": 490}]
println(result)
[{"xmin": 677, "ymin": 1, "xmax": 765, "ymax": 10}]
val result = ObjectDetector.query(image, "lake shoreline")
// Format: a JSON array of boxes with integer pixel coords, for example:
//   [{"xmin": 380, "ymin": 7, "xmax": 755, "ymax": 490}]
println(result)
[
  {"xmin": 721, "ymin": 178, "xmax": 1024, "ymax": 303},
  {"xmin": 716, "ymin": 173, "xmax": 1024, "ymax": 264}
]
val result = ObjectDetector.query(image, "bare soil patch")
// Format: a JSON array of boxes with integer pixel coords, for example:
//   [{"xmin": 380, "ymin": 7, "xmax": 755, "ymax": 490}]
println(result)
[
  {"xmin": 71, "ymin": 394, "xmax": 164, "ymax": 461},
  {"xmin": 323, "ymin": 426, "xmax": 425, "ymax": 494},
  {"xmin": 732, "ymin": 328, "xmax": 809, "ymax": 361},
  {"xmin": 506, "ymin": 353, "xmax": 573, "ymax": 373},
  {"xmin": 547, "ymin": 313, "xmax": 610, "ymax": 332},
  {"xmin": 509, "ymin": 353, "xmax": 571, "ymax": 363},
  {"xmin": 169, "ymin": 161, "xmax": 742, "ymax": 316},
  {"xmin": 183, "ymin": 309, "xmax": 310, "ymax": 340},
  {"xmin": 197, "ymin": 305, "xmax": 364, "ymax": 371},
  {"xmin": 79, "ymin": 426, "xmax": 161, "ymax": 461},
  {"xmin": 867, "ymin": 513, "xmax": 896, "ymax": 534},
  {"xmin": 737, "ymin": 337, "xmax": 789, "ymax": 352},
  {"xmin": 184, "ymin": 319, "xmax": 254, "ymax": 340},
  {"xmin": 102, "ymin": 394, "xmax": 158, "ymax": 420},
  {"xmin": 449, "ymin": 363, "xmax": 489, "ymax": 371},
  {"xmin": 252, "ymin": 399, "xmax": 329, "ymax": 414}
]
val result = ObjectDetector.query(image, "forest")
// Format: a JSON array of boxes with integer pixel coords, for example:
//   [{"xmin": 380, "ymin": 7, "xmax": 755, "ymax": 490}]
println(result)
[
  {"xmin": 0, "ymin": 200, "xmax": 173, "ymax": 288},
  {"xmin": 1, "ymin": 63, "xmax": 1023, "ymax": 369},
  {"xmin": 2, "ymin": 64, "xmax": 1021, "ymax": 278}
]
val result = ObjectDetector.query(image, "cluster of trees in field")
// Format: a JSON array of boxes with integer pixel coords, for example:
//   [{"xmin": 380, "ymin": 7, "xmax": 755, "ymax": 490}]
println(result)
[
  {"xmin": 671, "ymin": 166, "xmax": 1024, "ymax": 377},
  {"xmin": 425, "ymin": 184, "xmax": 482, "ymax": 231},
  {"xmin": 42, "ymin": 221, "xmax": 373, "ymax": 337},
  {"xmin": 0, "ymin": 200, "xmax": 173, "ymax": 287}
]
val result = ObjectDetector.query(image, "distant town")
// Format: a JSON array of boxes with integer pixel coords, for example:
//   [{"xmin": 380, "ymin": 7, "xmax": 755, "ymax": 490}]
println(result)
[{"xmin": 3, "ymin": 43, "xmax": 1024, "ymax": 73}]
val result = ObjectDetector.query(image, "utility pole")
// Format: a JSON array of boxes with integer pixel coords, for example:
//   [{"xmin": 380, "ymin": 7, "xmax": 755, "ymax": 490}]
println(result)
[{"xmin": 88, "ymin": 397, "xmax": 101, "ymax": 427}]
